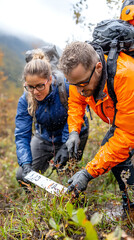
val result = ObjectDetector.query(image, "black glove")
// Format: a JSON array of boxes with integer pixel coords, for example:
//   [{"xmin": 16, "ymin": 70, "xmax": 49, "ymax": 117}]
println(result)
[
  {"xmin": 67, "ymin": 169, "xmax": 93, "ymax": 196},
  {"xmin": 54, "ymin": 144, "xmax": 69, "ymax": 169},
  {"xmin": 66, "ymin": 131, "xmax": 80, "ymax": 158},
  {"xmin": 22, "ymin": 164, "xmax": 32, "ymax": 182}
]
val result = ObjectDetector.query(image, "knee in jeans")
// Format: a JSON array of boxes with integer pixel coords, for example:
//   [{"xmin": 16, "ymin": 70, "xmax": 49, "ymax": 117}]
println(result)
[
  {"xmin": 33, "ymin": 161, "xmax": 49, "ymax": 173},
  {"xmin": 16, "ymin": 167, "xmax": 23, "ymax": 182}
]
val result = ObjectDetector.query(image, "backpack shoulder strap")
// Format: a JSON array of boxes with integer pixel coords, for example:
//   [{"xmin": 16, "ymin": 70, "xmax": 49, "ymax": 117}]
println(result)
[
  {"xmin": 89, "ymin": 40, "xmax": 118, "ymax": 105},
  {"xmin": 53, "ymin": 70, "xmax": 68, "ymax": 111},
  {"xmin": 107, "ymin": 39, "xmax": 119, "ymax": 105}
]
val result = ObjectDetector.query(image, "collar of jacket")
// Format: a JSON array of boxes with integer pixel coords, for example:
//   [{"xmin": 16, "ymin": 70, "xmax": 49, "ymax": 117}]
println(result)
[{"xmin": 90, "ymin": 42, "xmax": 108, "ymax": 102}]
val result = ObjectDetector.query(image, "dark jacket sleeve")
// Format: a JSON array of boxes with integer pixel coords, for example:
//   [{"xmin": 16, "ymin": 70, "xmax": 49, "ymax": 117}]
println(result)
[
  {"xmin": 61, "ymin": 121, "xmax": 69, "ymax": 143},
  {"xmin": 15, "ymin": 93, "xmax": 33, "ymax": 166}
]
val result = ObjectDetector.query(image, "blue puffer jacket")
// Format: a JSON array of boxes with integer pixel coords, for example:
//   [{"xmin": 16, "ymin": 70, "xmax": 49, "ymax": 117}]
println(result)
[{"xmin": 15, "ymin": 79, "xmax": 89, "ymax": 166}]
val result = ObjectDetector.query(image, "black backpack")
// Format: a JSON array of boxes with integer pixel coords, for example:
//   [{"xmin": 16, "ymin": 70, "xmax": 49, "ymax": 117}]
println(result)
[
  {"xmin": 25, "ymin": 44, "xmax": 68, "ymax": 110},
  {"xmin": 91, "ymin": 19, "xmax": 134, "ymax": 104}
]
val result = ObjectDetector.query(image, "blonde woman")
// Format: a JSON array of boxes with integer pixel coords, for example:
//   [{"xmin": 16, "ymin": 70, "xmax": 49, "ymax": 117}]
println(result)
[{"xmin": 15, "ymin": 49, "xmax": 89, "ymax": 188}]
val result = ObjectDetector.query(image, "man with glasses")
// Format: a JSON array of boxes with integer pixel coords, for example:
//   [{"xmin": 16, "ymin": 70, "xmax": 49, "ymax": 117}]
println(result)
[{"xmin": 59, "ymin": 41, "xmax": 134, "ymax": 212}]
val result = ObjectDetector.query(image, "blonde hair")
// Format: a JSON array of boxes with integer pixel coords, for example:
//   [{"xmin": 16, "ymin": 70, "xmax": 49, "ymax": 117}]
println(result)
[{"xmin": 23, "ymin": 49, "xmax": 52, "ymax": 116}]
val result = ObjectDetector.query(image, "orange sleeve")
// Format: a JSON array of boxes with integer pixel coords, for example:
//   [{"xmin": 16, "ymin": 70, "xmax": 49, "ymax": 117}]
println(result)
[
  {"xmin": 68, "ymin": 85, "xmax": 87, "ymax": 134},
  {"xmin": 86, "ymin": 53, "xmax": 134, "ymax": 177},
  {"xmin": 85, "ymin": 127, "xmax": 134, "ymax": 177}
]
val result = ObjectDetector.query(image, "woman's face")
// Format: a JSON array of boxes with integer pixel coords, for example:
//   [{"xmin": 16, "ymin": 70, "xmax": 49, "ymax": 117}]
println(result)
[{"xmin": 25, "ymin": 74, "xmax": 52, "ymax": 101}]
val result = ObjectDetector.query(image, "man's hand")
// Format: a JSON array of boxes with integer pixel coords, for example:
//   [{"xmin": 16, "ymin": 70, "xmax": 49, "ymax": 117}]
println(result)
[
  {"xmin": 54, "ymin": 144, "xmax": 69, "ymax": 169},
  {"xmin": 22, "ymin": 164, "xmax": 32, "ymax": 182},
  {"xmin": 66, "ymin": 131, "xmax": 80, "ymax": 158},
  {"xmin": 67, "ymin": 169, "xmax": 93, "ymax": 196}
]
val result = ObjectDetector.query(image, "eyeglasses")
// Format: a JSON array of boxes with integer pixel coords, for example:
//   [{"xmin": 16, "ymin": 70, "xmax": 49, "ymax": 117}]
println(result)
[
  {"xmin": 66, "ymin": 66, "xmax": 96, "ymax": 87},
  {"xmin": 24, "ymin": 81, "xmax": 48, "ymax": 92}
]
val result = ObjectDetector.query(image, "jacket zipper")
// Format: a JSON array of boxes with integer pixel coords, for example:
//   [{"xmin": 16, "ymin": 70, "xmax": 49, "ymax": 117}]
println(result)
[
  {"xmin": 101, "ymin": 102, "xmax": 111, "ymax": 129},
  {"xmin": 101, "ymin": 102, "xmax": 107, "ymax": 119}
]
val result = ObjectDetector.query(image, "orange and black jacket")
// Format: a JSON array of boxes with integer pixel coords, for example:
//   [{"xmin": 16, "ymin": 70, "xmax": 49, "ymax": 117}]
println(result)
[{"xmin": 68, "ymin": 51, "xmax": 134, "ymax": 178}]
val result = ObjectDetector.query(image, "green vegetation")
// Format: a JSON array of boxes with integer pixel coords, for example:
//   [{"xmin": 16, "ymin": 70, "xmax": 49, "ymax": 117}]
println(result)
[{"xmin": 1, "ymin": 87, "xmax": 134, "ymax": 239}]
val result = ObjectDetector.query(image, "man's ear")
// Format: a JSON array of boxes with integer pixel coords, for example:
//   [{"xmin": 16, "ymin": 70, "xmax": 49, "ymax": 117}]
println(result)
[
  {"xmin": 96, "ymin": 62, "xmax": 102, "ymax": 74},
  {"xmin": 49, "ymin": 75, "xmax": 52, "ymax": 83}
]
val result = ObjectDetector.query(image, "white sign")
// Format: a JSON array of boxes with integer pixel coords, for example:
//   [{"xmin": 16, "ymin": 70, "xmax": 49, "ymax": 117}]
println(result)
[{"xmin": 25, "ymin": 170, "xmax": 67, "ymax": 196}]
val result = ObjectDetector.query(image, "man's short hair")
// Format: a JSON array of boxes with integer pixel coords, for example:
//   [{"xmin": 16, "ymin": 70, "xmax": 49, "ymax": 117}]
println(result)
[{"xmin": 59, "ymin": 41, "xmax": 99, "ymax": 76}]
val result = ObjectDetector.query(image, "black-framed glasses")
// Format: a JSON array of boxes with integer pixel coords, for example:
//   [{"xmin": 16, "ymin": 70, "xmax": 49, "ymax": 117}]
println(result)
[
  {"xmin": 66, "ymin": 66, "xmax": 96, "ymax": 87},
  {"xmin": 24, "ymin": 82, "xmax": 48, "ymax": 92}
]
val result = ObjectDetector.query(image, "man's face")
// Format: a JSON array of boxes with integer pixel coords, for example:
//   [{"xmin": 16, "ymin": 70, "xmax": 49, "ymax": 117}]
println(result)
[{"xmin": 66, "ymin": 63, "xmax": 102, "ymax": 97}]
